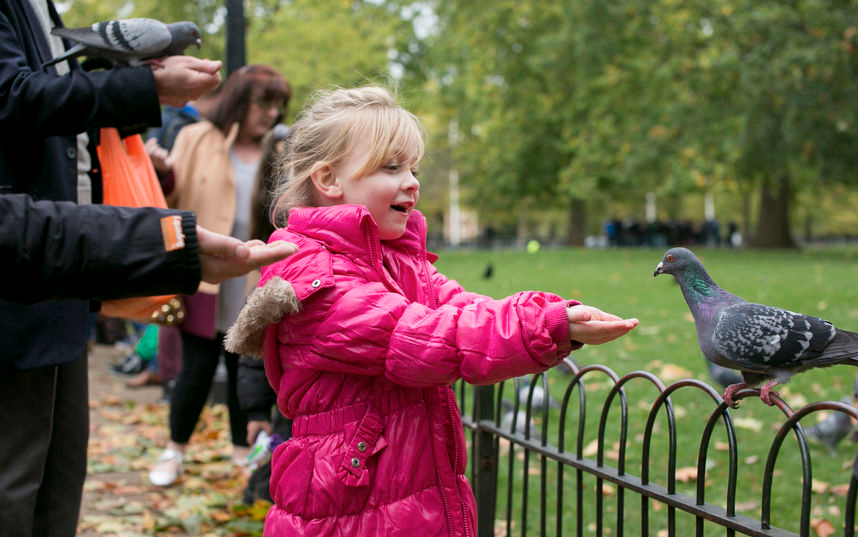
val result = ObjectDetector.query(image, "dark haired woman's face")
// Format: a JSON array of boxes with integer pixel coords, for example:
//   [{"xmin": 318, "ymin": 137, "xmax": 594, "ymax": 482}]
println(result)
[{"xmin": 241, "ymin": 94, "xmax": 282, "ymax": 140}]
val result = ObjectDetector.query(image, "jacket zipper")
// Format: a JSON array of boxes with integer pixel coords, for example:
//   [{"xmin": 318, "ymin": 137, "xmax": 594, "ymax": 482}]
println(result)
[
  {"xmin": 426, "ymin": 390, "xmax": 456, "ymax": 536},
  {"xmin": 447, "ymin": 388, "xmax": 472, "ymax": 537}
]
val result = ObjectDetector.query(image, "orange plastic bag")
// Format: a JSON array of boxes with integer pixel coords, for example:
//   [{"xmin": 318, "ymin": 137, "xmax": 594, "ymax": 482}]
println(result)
[{"xmin": 97, "ymin": 128, "xmax": 184, "ymax": 324}]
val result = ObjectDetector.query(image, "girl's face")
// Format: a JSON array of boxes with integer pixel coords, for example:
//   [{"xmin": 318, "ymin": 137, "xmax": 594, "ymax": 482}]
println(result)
[{"xmin": 334, "ymin": 142, "xmax": 420, "ymax": 240}]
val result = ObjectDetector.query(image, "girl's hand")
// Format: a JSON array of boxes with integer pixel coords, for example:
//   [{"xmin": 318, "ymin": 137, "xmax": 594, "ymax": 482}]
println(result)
[
  {"xmin": 144, "ymin": 137, "xmax": 174, "ymax": 174},
  {"xmin": 567, "ymin": 305, "xmax": 639, "ymax": 345}
]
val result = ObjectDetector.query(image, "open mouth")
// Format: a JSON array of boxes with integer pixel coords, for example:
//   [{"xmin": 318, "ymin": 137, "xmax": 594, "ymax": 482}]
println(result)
[{"xmin": 391, "ymin": 204, "xmax": 410, "ymax": 213}]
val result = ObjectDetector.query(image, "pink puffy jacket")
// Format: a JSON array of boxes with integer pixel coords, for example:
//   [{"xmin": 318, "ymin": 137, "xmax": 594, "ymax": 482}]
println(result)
[{"xmin": 258, "ymin": 205, "xmax": 577, "ymax": 536}]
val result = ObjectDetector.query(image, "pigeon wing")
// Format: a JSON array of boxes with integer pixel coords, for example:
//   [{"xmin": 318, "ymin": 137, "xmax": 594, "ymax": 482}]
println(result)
[
  {"xmin": 110, "ymin": 18, "xmax": 172, "ymax": 54},
  {"xmin": 53, "ymin": 18, "xmax": 170, "ymax": 55},
  {"xmin": 51, "ymin": 25, "xmax": 111, "ymax": 49},
  {"xmin": 712, "ymin": 302, "xmax": 835, "ymax": 371}
]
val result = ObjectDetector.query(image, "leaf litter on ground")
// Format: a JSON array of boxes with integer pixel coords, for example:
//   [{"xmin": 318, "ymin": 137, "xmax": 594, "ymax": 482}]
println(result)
[{"xmin": 79, "ymin": 394, "xmax": 265, "ymax": 537}]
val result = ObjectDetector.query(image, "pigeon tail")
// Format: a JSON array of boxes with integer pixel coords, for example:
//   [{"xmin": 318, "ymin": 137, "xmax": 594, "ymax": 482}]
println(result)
[
  {"xmin": 822, "ymin": 328, "xmax": 858, "ymax": 364},
  {"xmin": 41, "ymin": 43, "xmax": 85, "ymax": 68}
]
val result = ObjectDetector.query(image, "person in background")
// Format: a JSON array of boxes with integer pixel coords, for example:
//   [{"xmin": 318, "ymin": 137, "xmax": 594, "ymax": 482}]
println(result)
[
  {"xmin": 146, "ymin": 64, "xmax": 291, "ymax": 487},
  {"xmin": 0, "ymin": 0, "xmax": 222, "ymax": 533},
  {"xmin": 236, "ymin": 123, "xmax": 293, "ymax": 502},
  {"xmin": 124, "ymin": 93, "xmax": 220, "ymax": 394}
]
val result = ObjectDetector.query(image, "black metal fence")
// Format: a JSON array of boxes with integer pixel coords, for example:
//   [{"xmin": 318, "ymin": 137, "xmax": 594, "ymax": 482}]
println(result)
[{"xmin": 456, "ymin": 357, "xmax": 858, "ymax": 537}]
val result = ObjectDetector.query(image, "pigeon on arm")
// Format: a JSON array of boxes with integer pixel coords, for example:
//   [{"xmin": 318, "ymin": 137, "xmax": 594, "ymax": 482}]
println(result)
[
  {"xmin": 42, "ymin": 18, "xmax": 201, "ymax": 69},
  {"xmin": 654, "ymin": 247, "xmax": 858, "ymax": 407}
]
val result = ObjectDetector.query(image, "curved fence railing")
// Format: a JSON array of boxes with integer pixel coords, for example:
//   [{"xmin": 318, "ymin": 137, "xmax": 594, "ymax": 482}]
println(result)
[{"xmin": 457, "ymin": 357, "xmax": 858, "ymax": 537}]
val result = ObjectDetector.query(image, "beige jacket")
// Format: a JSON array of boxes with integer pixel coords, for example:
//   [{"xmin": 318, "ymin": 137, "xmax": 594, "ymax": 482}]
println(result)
[{"xmin": 167, "ymin": 120, "xmax": 240, "ymax": 294}]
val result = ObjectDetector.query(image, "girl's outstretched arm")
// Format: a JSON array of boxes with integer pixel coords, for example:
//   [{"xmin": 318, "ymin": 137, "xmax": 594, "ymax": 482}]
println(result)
[{"xmin": 568, "ymin": 305, "xmax": 639, "ymax": 345}]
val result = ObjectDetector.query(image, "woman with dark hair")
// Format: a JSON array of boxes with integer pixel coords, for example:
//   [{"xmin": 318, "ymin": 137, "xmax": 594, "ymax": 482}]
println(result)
[{"xmin": 146, "ymin": 64, "xmax": 291, "ymax": 487}]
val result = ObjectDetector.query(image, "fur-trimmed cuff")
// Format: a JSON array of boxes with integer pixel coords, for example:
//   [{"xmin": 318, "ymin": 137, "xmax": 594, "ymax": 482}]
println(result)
[{"xmin": 224, "ymin": 276, "xmax": 300, "ymax": 358}]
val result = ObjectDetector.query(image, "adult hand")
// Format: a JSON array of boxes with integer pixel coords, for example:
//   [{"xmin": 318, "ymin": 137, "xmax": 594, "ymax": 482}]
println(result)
[
  {"xmin": 152, "ymin": 56, "xmax": 222, "ymax": 108},
  {"xmin": 567, "ymin": 305, "xmax": 638, "ymax": 345},
  {"xmin": 144, "ymin": 137, "xmax": 173, "ymax": 174},
  {"xmin": 246, "ymin": 420, "xmax": 273, "ymax": 446},
  {"xmin": 197, "ymin": 225, "xmax": 297, "ymax": 284}
]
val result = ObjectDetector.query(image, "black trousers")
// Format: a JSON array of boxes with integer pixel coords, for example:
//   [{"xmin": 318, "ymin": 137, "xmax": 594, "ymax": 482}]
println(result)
[
  {"xmin": 0, "ymin": 353, "xmax": 89, "ymax": 537},
  {"xmin": 169, "ymin": 332, "xmax": 248, "ymax": 446}
]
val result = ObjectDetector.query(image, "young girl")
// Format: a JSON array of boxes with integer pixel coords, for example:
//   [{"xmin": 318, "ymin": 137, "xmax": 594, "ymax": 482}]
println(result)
[{"xmin": 226, "ymin": 86, "xmax": 638, "ymax": 536}]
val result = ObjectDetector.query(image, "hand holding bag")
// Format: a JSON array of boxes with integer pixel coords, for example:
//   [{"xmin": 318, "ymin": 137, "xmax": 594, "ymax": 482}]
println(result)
[{"xmin": 97, "ymin": 127, "xmax": 185, "ymax": 325}]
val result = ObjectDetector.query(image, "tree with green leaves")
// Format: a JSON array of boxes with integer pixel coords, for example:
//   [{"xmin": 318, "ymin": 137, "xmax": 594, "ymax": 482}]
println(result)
[{"xmin": 399, "ymin": 0, "xmax": 858, "ymax": 247}]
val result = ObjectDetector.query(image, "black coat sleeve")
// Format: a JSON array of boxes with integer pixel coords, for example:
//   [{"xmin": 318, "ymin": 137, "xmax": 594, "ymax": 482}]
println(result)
[
  {"xmin": 237, "ymin": 355, "xmax": 276, "ymax": 422},
  {"xmin": 0, "ymin": 2, "xmax": 161, "ymax": 137},
  {"xmin": 0, "ymin": 193, "xmax": 201, "ymax": 303}
]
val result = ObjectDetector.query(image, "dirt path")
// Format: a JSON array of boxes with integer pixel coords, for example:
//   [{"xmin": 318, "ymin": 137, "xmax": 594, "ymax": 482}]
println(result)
[{"xmin": 79, "ymin": 344, "xmax": 265, "ymax": 537}]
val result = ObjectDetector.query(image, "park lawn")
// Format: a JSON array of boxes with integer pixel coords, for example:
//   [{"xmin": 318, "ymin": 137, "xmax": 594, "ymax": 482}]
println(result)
[{"xmin": 436, "ymin": 246, "xmax": 858, "ymax": 535}]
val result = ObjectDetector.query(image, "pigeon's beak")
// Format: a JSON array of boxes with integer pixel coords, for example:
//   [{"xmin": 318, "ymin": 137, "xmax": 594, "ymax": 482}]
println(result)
[
  {"xmin": 195, "ymin": 38, "xmax": 201, "ymax": 48},
  {"xmin": 653, "ymin": 261, "xmax": 664, "ymax": 277}
]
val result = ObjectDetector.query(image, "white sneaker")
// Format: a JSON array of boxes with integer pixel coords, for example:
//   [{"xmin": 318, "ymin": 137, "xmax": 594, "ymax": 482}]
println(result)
[{"xmin": 149, "ymin": 448, "xmax": 183, "ymax": 486}]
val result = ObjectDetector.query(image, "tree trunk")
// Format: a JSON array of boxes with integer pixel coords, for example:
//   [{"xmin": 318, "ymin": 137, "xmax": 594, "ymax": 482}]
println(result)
[
  {"xmin": 751, "ymin": 175, "xmax": 796, "ymax": 248},
  {"xmin": 567, "ymin": 197, "xmax": 587, "ymax": 246}
]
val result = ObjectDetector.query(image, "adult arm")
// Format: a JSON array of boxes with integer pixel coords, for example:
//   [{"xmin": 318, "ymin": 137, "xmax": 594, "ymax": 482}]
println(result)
[
  {"xmin": 0, "ymin": 7, "xmax": 157, "ymax": 134},
  {"xmin": 0, "ymin": 193, "xmax": 200, "ymax": 302},
  {"xmin": 0, "ymin": 8, "xmax": 220, "ymax": 136},
  {"xmin": 0, "ymin": 194, "xmax": 297, "ymax": 303}
]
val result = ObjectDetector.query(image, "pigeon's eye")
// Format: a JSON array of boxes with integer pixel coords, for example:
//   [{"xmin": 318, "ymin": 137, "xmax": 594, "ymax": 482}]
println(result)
[{"xmin": 666, "ymin": 255, "xmax": 675, "ymax": 263}]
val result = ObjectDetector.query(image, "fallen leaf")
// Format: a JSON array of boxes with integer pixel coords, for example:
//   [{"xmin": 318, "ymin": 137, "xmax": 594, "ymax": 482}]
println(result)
[
  {"xmin": 659, "ymin": 364, "xmax": 692, "ymax": 382},
  {"xmin": 212, "ymin": 511, "xmax": 233, "ymax": 522},
  {"xmin": 675, "ymin": 466, "xmax": 698, "ymax": 483},
  {"xmin": 583, "ymin": 439, "xmax": 599, "ymax": 457},
  {"xmin": 736, "ymin": 500, "xmax": 759, "ymax": 511},
  {"xmin": 811, "ymin": 518, "xmax": 836, "ymax": 537},
  {"xmin": 830, "ymin": 484, "xmax": 851, "ymax": 497},
  {"xmin": 249, "ymin": 499, "xmax": 273, "ymax": 521},
  {"xmin": 734, "ymin": 417, "xmax": 763, "ymax": 432},
  {"xmin": 812, "ymin": 479, "xmax": 830, "ymax": 494}
]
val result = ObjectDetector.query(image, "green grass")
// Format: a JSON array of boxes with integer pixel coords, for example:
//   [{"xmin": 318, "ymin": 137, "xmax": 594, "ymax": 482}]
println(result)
[{"xmin": 436, "ymin": 246, "xmax": 858, "ymax": 536}]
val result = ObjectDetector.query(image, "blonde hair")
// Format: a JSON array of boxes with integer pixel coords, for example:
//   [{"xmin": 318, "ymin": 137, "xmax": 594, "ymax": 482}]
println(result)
[{"xmin": 272, "ymin": 86, "xmax": 425, "ymax": 225}]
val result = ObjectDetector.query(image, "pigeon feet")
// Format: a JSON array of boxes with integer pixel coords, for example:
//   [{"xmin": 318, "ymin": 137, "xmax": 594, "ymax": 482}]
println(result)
[
  {"xmin": 145, "ymin": 58, "xmax": 165, "ymax": 70},
  {"xmin": 759, "ymin": 380, "xmax": 780, "ymax": 406},
  {"xmin": 722, "ymin": 383, "xmax": 748, "ymax": 408}
]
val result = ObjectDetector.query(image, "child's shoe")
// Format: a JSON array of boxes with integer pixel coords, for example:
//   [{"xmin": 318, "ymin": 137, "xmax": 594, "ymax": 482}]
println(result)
[{"xmin": 149, "ymin": 448, "xmax": 183, "ymax": 486}]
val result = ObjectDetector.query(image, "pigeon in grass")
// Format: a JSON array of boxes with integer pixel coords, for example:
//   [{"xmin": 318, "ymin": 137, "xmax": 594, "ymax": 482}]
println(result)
[
  {"xmin": 704, "ymin": 357, "xmax": 743, "ymax": 389},
  {"xmin": 805, "ymin": 396, "xmax": 855, "ymax": 454},
  {"xmin": 42, "ymin": 18, "xmax": 201, "ymax": 69},
  {"xmin": 500, "ymin": 400, "xmax": 541, "ymax": 441},
  {"xmin": 654, "ymin": 247, "xmax": 858, "ymax": 407}
]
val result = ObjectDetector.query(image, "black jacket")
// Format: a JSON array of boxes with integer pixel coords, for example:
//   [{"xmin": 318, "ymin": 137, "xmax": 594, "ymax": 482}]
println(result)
[
  {"xmin": 0, "ymin": 0, "xmax": 162, "ymax": 370},
  {"xmin": 237, "ymin": 355, "xmax": 276, "ymax": 423},
  {"xmin": 0, "ymin": 194, "xmax": 202, "ymax": 304}
]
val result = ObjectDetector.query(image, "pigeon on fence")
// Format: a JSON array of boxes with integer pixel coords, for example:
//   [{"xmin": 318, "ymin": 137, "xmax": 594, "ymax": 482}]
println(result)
[
  {"xmin": 42, "ymin": 18, "xmax": 201, "ymax": 69},
  {"xmin": 805, "ymin": 396, "xmax": 855, "ymax": 454},
  {"xmin": 653, "ymin": 247, "xmax": 858, "ymax": 407}
]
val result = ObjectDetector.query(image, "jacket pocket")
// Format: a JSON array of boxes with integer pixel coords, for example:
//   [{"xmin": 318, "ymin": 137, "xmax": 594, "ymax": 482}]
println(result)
[{"xmin": 336, "ymin": 405, "xmax": 387, "ymax": 487}]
